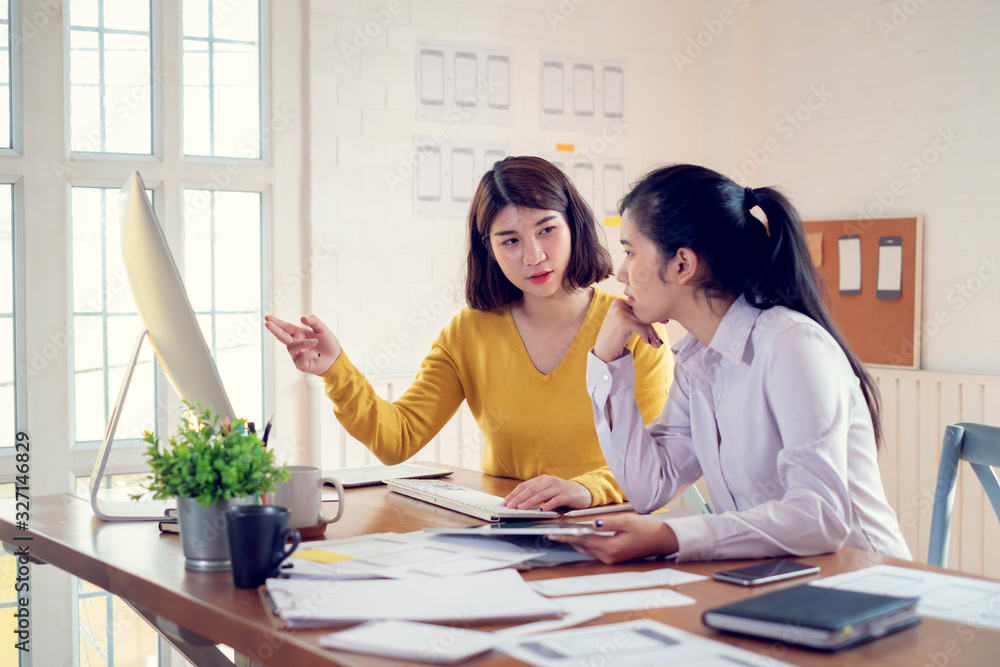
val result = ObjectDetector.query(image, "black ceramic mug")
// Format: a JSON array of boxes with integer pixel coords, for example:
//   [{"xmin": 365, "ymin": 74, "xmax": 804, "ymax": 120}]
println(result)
[{"xmin": 225, "ymin": 505, "xmax": 301, "ymax": 588}]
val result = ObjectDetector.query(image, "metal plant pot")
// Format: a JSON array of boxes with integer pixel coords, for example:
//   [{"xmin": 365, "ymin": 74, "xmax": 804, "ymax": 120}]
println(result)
[{"xmin": 177, "ymin": 496, "xmax": 254, "ymax": 571}]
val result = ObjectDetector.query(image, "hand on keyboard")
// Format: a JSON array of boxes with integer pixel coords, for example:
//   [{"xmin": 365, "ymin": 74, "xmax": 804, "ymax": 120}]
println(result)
[
  {"xmin": 385, "ymin": 479, "xmax": 561, "ymax": 522},
  {"xmin": 503, "ymin": 475, "xmax": 593, "ymax": 511}
]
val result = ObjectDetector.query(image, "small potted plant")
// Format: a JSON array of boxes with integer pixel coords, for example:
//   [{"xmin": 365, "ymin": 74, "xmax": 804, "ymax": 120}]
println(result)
[{"xmin": 137, "ymin": 400, "xmax": 290, "ymax": 571}]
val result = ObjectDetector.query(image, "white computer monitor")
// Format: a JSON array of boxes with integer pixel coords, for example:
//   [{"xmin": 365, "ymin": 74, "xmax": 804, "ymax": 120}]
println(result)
[{"xmin": 89, "ymin": 171, "xmax": 235, "ymax": 521}]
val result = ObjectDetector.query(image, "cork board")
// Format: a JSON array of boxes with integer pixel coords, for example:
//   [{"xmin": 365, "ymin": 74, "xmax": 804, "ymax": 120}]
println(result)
[{"xmin": 802, "ymin": 217, "xmax": 923, "ymax": 368}]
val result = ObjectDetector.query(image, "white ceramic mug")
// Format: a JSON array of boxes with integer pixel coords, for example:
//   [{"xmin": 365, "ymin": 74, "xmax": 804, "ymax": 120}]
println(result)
[{"xmin": 272, "ymin": 465, "xmax": 345, "ymax": 529}]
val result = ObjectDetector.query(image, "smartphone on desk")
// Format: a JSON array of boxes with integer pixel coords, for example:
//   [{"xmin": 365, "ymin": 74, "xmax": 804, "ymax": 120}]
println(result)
[{"xmin": 712, "ymin": 560, "xmax": 819, "ymax": 586}]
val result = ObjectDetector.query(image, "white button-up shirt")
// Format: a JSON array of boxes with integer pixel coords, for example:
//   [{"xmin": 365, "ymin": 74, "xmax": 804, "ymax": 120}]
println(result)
[{"xmin": 587, "ymin": 296, "xmax": 911, "ymax": 562}]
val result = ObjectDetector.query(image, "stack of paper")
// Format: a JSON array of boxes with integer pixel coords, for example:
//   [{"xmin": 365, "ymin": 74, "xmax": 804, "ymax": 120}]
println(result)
[
  {"xmin": 265, "ymin": 568, "xmax": 563, "ymax": 627},
  {"xmin": 283, "ymin": 531, "xmax": 537, "ymax": 580}
]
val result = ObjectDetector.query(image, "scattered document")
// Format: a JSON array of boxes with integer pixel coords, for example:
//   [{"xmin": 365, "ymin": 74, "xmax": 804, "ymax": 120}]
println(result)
[
  {"xmin": 283, "ymin": 532, "xmax": 536, "ymax": 579},
  {"xmin": 554, "ymin": 588, "xmax": 696, "ymax": 616},
  {"xmin": 493, "ymin": 611, "xmax": 602, "ymax": 638},
  {"xmin": 529, "ymin": 568, "xmax": 706, "ymax": 597},
  {"xmin": 266, "ymin": 569, "xmax": 563, "ymax": 627},
  {"xmin": 498, "ymin": 619, "xmax": 797, "ymax": 667},
  {"xmin": 811, "ymin": 564, "xmax": 1000, "ymax": 629},
  {"xmin": 319, "ymin": 620, "xmax": 497, "ymax": 664}
]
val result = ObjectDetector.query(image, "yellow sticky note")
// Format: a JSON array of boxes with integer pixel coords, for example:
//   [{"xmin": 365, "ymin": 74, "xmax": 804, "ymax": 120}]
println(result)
[
  {"xmin": 603, "ymin": 216, "xmax": 621, "ymax": 227},
  {"xmin": 292, "ymin": 549, "xmax": 355, "ymax": 563},
  {"xmin": 806, "ymin": 232, "xmax": 823, "ymax": 267},
  {"xmin": 556, "ymin": 143, "xmax": 575, "ymax": 152},
  {"xmin": 652, "ymin": 507, "xmax": 671, "ymax": 514}
]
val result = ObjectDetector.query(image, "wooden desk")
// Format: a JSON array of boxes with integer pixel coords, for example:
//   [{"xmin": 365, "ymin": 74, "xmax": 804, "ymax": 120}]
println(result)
[{"xmin": 2, "ymin": 468, "xmax": 999, "ymax": 666}]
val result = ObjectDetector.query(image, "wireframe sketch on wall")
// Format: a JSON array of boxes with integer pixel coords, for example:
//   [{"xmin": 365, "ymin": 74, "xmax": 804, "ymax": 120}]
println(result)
[
  {"xmin": 416, "ymin": 41, "xmax": 513, "ymax": 126},
  {"xmin": 540, "ymin": 54, "xmax": 626, "ymax": 131},
  {"xmin": 549, "ymin": 155, "xmax": 628, "ymax": 226},
  {"xmin": 413, "ymin": 137, "xmax": 509, "ymax": 218}
]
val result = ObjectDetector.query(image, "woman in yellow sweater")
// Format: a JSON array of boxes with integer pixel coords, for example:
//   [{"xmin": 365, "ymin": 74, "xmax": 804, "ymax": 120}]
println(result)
[{"xmin": 266, "ymin": 156, "xmax": 672, "ymax": 509}]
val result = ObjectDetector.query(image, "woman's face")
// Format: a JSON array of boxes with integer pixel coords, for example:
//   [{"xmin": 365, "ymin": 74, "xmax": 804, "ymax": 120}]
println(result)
[
  {"xmin": 488, "ymin": 206, "xmax": 573, "ymax": 299},
  {"xmin": 616, "ymin": 210, "xmax": 676, "ymax": 323}
]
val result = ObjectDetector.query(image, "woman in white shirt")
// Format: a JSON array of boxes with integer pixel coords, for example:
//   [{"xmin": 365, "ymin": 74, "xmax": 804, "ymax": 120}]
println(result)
[{"xmin": 554, "ymin": 164, "xmax": 911, "ymax": 563}]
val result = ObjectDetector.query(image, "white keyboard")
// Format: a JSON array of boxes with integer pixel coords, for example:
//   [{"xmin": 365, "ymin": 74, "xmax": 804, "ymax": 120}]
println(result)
[{"xmin": 384, "ymin": 478, "xmax": 561, "ymax": 522}]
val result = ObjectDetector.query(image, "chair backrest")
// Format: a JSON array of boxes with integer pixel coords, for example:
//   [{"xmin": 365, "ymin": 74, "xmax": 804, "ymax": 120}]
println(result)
[{"xmin": 927, "ymin": 423, "xmax": 1000, "ymax": 567}]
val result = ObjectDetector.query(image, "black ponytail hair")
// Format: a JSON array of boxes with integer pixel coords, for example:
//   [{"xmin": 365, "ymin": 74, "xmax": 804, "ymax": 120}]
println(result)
[{"xmin": 621, "ymin": 164, "xmax": 882, "ymax": 447}]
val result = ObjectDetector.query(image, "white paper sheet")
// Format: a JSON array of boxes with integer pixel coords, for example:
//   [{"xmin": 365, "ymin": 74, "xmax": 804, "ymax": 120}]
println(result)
[
  {"xmin": 530, "ymin": 568, "xmax": 707, "ymax": 597},
  {"xmin": 499, "ymin": 619, "xmax": 797, "ymax": 667},
  {"xmin": 267, "ymin": 569, "xmax": 563, "ymax": 627},
  {"xmin": 838, "ymin": 235, "xmax": 862, "ymax": 293},
  {"xmin": 319, "ymin": 620, "xmax": 497, "ymax": 664},
  {"xmin": 811, "ymin": 564, "xmax": 1000, "ymax": 630},
  {"xmin": 285, "ymin": 532, "xmax": 537, "ymax": 580},
  {"xmin": 494, "ymin": 611, "xmax": 602, "ymax": 638},
  {"xmin": 555, "ymin": 588, "xmax": 696, "ymax": 615},
  {"xmin": 877, "ymin": 241, "xmax": 903, "ymax": 292}
]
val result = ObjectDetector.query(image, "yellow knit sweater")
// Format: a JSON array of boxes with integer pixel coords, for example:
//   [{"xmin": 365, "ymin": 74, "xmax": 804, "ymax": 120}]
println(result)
[{"xmin": 320, "ymin": 288, "xmax": 672, "ymax": 506}]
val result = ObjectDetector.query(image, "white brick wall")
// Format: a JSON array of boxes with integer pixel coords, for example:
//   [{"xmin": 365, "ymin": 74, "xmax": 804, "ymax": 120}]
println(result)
[
  {"xmin": 695, "ymin": 0, "xmax": 1000, "ymax": 374},
  {"xmin": 309, "ymin": 0, "xmax": 704, "ymax": 377},
  {"xmin": 310, "ymin": 0, "xmax": 1000, "ymax": 377}
]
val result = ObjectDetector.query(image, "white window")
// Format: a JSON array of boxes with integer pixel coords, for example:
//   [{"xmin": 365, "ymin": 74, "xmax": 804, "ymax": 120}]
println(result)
[
  {"xmin": 0, "ymin": 0, "xmax": 13, "ymax": 150},
  {"xmin": 184, "ymin": 189, "xmax": 265, "ymax": 423},
  {"xmin": 71, "ymin": 186, "xmax": 156, "ymax": 444},
  {"xmin": 0, "ymin": 183, "xmax": 15, "ymax": 449},
  {"xmin": 68, "ymin": 0, "xmax": 153, "ymax": 154},
  {"xmin": 182, "ymin": 0, "xmax": 262, "ymax": 158}
]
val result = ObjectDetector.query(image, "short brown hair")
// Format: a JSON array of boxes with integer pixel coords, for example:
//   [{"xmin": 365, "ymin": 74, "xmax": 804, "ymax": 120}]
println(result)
[{"xmin": 464, "ymin": 156, "xmax": 613, "ymax": 311}]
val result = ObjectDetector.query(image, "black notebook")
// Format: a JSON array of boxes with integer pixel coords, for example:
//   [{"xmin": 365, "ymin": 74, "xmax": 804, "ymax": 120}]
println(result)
[{"xmin": 702, "ymin": 584, "xmax": 920, "ymax": 651}]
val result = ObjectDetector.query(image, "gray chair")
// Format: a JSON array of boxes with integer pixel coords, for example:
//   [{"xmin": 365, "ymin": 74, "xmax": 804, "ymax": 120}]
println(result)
[{"xmin": 927, "ymin": 423, "xmax": 1000, "ymax": 567}]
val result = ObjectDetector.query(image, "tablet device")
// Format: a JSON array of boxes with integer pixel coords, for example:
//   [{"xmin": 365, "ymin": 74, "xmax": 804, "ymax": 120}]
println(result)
[{"xmin": 425, "ymin": 521, "xmax": 615, "ymax": 537}]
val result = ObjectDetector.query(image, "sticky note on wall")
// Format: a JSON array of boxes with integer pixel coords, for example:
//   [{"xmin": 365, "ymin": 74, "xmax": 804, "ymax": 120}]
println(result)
[{"xmin": 805, "ymin": 232, "xmax": 823, "ymax": 267}]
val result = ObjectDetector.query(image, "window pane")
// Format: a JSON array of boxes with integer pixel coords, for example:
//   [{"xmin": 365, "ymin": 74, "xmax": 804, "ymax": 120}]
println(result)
[
  {"xmin": 69, "ymin": 0, "xmax": 152, "ymax": 154},
  {"xmin": 0, "ymin": 182, "xmax": 11, "ymax": 313},
  {"xmin": 72, "ymin": 187, "xmax": 155, "ymax": 443},
  {"xmin": 0, "ymin": 183, "xmax": 12, "ymax": 449},
  {"xmin": 0, "ymin": 0, "xmax": 12, "ymax": 149},
  {"xmin": 183, "ymin": 0, "xmax": 261, "ymax": 158},
  {"xmin": 184, "ymin": 189, "xmax": 263, "ymax": 425},
  {"xmin": 78, "ymin": 581, "xmax": 159, "ymax": 667}
]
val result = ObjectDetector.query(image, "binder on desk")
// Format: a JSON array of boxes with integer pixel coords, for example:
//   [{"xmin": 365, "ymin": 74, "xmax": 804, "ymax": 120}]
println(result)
[{"xmin": 702, "ymin": 584, "xmax": 920, "ymax": 651}]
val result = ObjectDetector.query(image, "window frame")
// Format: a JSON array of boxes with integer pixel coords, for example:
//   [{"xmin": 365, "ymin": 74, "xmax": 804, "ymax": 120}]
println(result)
[
  {"xmin": 180, "ymin": 0, "xmax": 269, "ymax": 164},
  {"xmin": 0, "ymin": 176, "xmax": 24, "ymax": 476},
  {"xmin": 0, "ymin": 0, "xmax": 23, "ymax": 156},
  {"xmin": 64, "ymin": 0, "xmax": 160, "ymax": 160}
]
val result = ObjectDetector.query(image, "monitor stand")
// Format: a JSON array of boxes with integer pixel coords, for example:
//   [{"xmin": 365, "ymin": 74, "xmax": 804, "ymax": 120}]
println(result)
[{"xmin": 89, "ymin": 328, "xmax": 174, "ymax": 521}]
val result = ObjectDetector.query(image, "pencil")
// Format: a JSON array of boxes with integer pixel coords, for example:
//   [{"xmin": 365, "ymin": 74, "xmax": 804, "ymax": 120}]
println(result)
[
  {"xmin": 262, "ymin": 416, "xmax": 273, "ymax": 446},
  {"xmin": 261, "ymin": 415, "xmax": 273, "ymax": 505}
]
